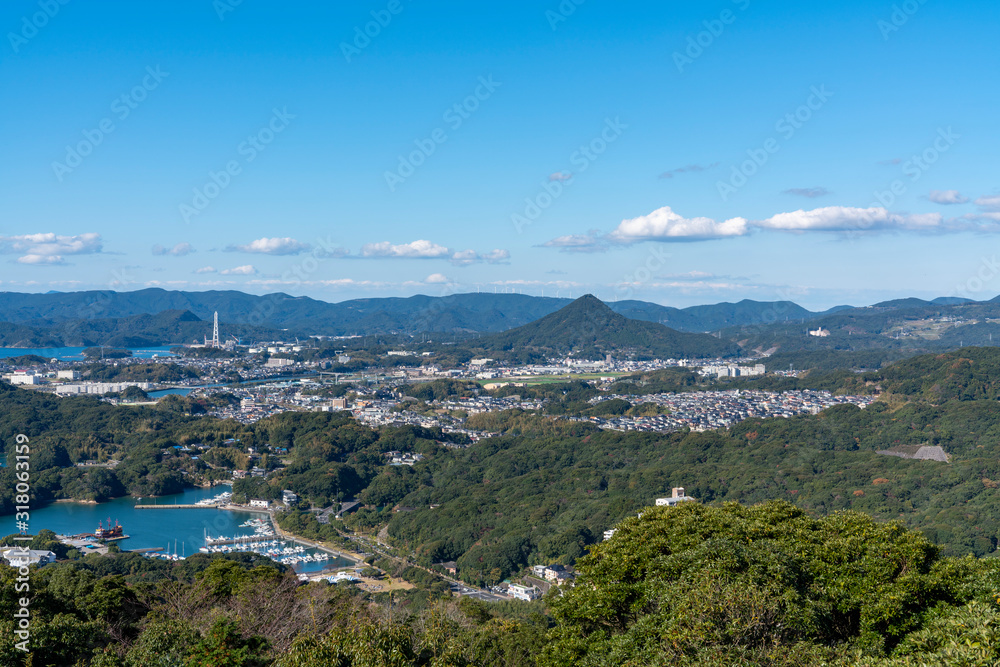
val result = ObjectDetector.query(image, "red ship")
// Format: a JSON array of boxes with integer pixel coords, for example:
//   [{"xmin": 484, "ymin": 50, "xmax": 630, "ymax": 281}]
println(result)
[{"xmin": 94, "ymin": 518, "xmax": 124, "ymax": 540}]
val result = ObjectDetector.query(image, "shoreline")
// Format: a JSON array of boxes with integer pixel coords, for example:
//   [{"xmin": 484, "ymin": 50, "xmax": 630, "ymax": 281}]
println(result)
[
  {"xmin": 3, "ymin": 482, "xmax": 233, "ymax": 518},
  {"xmin": 266, "ymin": 513, "xmax": 364, "ymax": 566}
]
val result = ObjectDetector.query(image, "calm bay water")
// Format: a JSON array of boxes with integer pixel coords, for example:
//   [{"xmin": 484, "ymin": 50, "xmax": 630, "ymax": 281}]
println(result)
[
  {"xmin": 0, "ymin": 346, "xmax": 178, "ymax": 361},
  {"xmin": 6, "ymin": 485, "xmax": 351, "ymax": 573},
  {"xmin": 146, "ymin": 387, "xmax": 194, "ymax": 398}
]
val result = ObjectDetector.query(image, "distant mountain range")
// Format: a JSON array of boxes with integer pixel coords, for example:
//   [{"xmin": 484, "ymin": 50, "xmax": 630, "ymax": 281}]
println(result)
[
  {"xmin": 727, "ymin": 295, "xmax": 1000, "ymax": 356},
  {"xmin": 0, "ymin": 288, "xmax": 844, "ymax": 337},
  {"xmin": 0, "ymin": 288, "xmax": 998, "ymax": 351},
  {"xmin": 0, "ymin": 309, "xmax": 282, "ymax": 348}
]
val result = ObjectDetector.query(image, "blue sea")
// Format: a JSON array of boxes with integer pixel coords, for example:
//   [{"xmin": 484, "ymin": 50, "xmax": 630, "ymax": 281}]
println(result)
[
  {"xmin": 0, "ymin": 346, "xmax": 178, "ymax": 361},
  {"xmin": 4, "ymin": 485, "xmax": 352, "ymax": 574}
]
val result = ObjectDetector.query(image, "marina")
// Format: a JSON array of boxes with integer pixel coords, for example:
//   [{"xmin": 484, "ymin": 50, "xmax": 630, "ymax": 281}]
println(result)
[
  {"xmin": 5, "ymin": 485, "xmax": 355, "ymax": 574},
  {"xmin": 193, "ymin": 514, "xmax": 346, "ymax": 570}
]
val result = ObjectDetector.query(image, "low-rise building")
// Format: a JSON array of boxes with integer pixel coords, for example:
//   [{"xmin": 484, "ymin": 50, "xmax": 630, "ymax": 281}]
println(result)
[
  {"xmin": 509, "ymin": 583, "xmax": 541, "ymax": 601},
  {"xmin": 55, "ymin": 382, "xmax": 151, "ymax": 395},
  {"xmin": 656, "ymin": 487, "xmax": 697, "ymax": 507},
  {"xmin": 2, "ymin": 548, "xmax": 56, "ymax": 567},
  {"xmin": 5, "ymin": 371, "xmax": 42, "ymax": 385},
  {"xmin": 248, "ymin": 499, "xmax": 270, "ymax": 509},
  {"xmin": 437, "ymin": 561, "xmax": 458, "ymax": 575}
]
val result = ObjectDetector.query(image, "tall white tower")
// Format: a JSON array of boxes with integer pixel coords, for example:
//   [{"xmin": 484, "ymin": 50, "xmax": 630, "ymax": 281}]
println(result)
[{"xmin": 211, "ymin": 311, "xmax": 220, "ymax": 348}]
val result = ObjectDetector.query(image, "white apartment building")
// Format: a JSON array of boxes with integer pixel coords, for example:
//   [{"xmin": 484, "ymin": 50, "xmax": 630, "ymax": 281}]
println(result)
[
  {"xmin": 5, "ymin": 371, "xmax": 41, "ymax": 385},
  {"xmin": 509, "ymin": 584, "xmax": 541, "ymax": 601},
  {"xmin": 656, "ymin": 487, "xmax": 697, "ymax": 507}
]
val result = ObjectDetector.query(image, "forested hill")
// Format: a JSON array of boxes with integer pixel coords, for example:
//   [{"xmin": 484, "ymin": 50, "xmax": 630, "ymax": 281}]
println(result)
[
  {"xmin": 8, "ymin": 288, "xmax": 1000, "ymax": 346},
  {"xmin": 475, "ymin": 294, "xmax": 739, "ymax": 361},
  {"xmin": 729, "ymin": 297, "xmax": 1000, "ymax": 357},
  {"xmin": 864, "ymin": 346, "xmax": 1000, "ymax": 401},
  {"xmin": 7, "ymin": 501, "xmax": 1000, "ymax": 665},
  {"xmin": 0, "ymin": 309, "xmax": 283, "ymax": 347},
  {"xmin": 0, "ymin": 288, "xmax": 836, "ymax": 335}
]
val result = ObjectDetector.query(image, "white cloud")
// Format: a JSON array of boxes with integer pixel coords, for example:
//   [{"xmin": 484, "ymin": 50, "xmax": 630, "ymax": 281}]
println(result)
[
  {"xmin": 609, "ymin": 206, "xmax": 749, "ymax": 242},
  {"xmin": 152, "ymin": 242, "xmax": 195, "ymax": 256},
  {"xmin": 16, "ymin": 254, "xmax": 66, "ymax": 265},
  {"xmin": 227, "ymin": 237, "xmax": 309, "ymax": 255},
  {"xmin": 194, "ymin": 266, "xmax": 217, "ymax": 274},
  {"xmin": 0, "ymin": 232, "xmax": 103, "ymax": 264},
  {"xmin": 975, "ymin": 195, "xmax": 1000, "ymax": 212},
  {"xmin": 361, "ymin": 240, "xmax": 451, "ymax": 259},
  {"xmin": 657, "ymin": 270, "xmax": 717, "ymax": 281},
  {"xmin": 489, "ymin": 279, "xmax": 583, "ymax": 291},
  {"xmin": 624, "ymin": 279, "xmax": 751, "ymax": 292},
  {"xmin": 542, "ymin": 234, "xmax": 606, "ymax": 253},
  {"xmin": 449, "ymin": 249, "xmax": 479, "ymax": 265},
  {"xmin": 927, "ymin": 190, "xmax": 969, "ymax": 205},
  {"xmin": 549, "ymin": 172, "xmax": 573, "ymax": 182},
  {"xmin": 220, "ymin": 265, "xmax": 257, "ymax": 275},
  {"xmin": 450, "ymin": 248, "xmax": 511, "ymax": 265},
  {"xmin": 758, "ymin": 206, "xmax": 942, "ymax": 232},
  {"xmin": 547, "ymin": 201, "xmax": 978, "ymax": 253},
  {"xmin": 246, "ymin": 277, "xmax": 391, "ymax": 290},
  {"xmin": 425, "ymin": 273, "xmax": 450, "ymax": 284},
  {"xmin": 483, "ymin": 249, "xmax": 510, "ymax": 263},
  {"xmin": 315, "ymin": 246, "xmax": 350, "ymax": 258}
]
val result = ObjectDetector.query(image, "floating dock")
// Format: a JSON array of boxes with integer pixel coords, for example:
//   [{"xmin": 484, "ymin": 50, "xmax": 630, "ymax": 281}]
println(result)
[
  {"xmin": 134, "ymin": 504, "xmax": 212, "ymax": 509},
  {"xmin": 205, "ymin": 535, "xmax": 274, "ymax": 546}
]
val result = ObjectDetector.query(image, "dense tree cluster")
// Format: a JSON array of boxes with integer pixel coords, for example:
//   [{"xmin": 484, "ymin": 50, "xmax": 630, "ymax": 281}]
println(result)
[
  {"xmin": 5, "ymin": 503, "xmax": 1000, "ymax": 665},
  {"xmin": 543, "ymin": 501, "xmax": 1000, "ymax": 666}
]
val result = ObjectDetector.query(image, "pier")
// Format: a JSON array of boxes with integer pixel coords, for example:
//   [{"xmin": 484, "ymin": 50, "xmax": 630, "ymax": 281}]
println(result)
[
  {"xmin": 134, "ymin": 504, "xmax": 215, "ymax": 509},
  {"xmin": 205, "ymin": 534, "xmax": 274, "ymax": 547}
]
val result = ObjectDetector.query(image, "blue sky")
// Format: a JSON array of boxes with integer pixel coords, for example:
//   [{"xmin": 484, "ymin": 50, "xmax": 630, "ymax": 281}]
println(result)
[{"xmin": 1, "ymin": 0, "xmax": 998, "ymax": 310}]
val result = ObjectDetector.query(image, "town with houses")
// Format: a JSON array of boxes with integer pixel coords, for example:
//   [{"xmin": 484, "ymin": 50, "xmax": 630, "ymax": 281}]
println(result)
[
  {"xmin": 0, "ymin": 328, "xmax": 871, "ymax": 438},
  {"xmin": 0, "ymin": 322, "xmax": 875, "ymax": 602}
]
